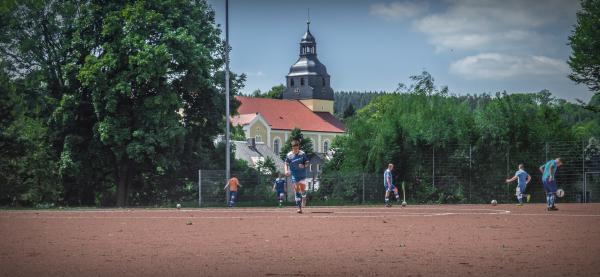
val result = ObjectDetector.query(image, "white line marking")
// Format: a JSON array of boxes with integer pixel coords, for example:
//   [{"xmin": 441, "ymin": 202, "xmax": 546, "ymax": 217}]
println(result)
[
  {"xmin": 3, "ymin": 207, "xmax": 600, "ymax": 218},
  {"xmin": 508, "ymin": 213, "xmax": 600, "ymax": 217}
]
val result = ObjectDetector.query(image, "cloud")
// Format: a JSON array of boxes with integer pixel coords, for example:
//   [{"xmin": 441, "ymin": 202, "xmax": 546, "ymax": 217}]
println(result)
[
  {"xmin": 449, "ymin": 53, "xmax": 570, "ymax": 80},
  {"xmin": 412, "ymin": 0, "xmax": 580, "ymax": 53},
  {"xmin": 369, "ymin": 1, "xmax": 428, "ymax": 21},
  {"xmin": 246, "ymin": 71, "xmax": 265, "ymax": 77}
]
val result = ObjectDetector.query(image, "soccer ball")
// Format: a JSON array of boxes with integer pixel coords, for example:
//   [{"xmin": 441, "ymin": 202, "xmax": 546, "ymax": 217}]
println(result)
[
  {"xmin": 176, "ymin": 203, "xmax": 181, "ymax": 209},
  {"xmin": 556, "ymin": 189, "xmax": 565, "ymax": 198},
  {"xmin": 401, "ymin": 201, "xmax": 407, "ymax": 207},
  {"xmin": 491, "ymin": 200, "xmax": 497, "ymax": 206}
]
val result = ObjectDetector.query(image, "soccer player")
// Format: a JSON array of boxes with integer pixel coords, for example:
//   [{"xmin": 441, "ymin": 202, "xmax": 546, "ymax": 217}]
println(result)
[
  {"xmin": 285, "ymin": 139, "xmax": 309, "ymax": 214},
  {"xmin": 383, "ymin": 163, "xmax": 400, "ymax": 207},
  {"xmin": 539, "ymin": 157, "xmax": 563, "ymax": 211},
  {"xmin": 272, "ymin": 173, "xmax": 287, "ymax": 208},
  {"xmin": 224, "ymin": 176, "xmax": 241, "ymax": 207},
  {"xmin": 505, "ymin": 164, "xmax": 532, "ymax": 206}
]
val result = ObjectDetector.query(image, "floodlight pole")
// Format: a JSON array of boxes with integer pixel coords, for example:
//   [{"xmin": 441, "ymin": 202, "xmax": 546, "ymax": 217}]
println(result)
[{"xmin": 225, "ymin": 0, "xmax": 231, "ymax": 185}]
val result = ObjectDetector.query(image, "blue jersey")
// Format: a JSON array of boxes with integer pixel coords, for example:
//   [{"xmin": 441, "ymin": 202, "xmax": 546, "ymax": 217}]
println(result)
[
  {"xmin": 274, "ymin": 178, "xmax": 286, "ymax": 192},
  {"xmin": 285, "ymin": 150, "xmax": 308, "ymax": 180},
  {"xmin": 541, "ymin": 160, "xmax": 557, "ymax": 181},
  {"xmin": 383, "ymin": 169, "xmax": 394, "ymax": 188},
  {"xmin": 515, "ymin": 169, "xmax": 529, "ymax": 187}
]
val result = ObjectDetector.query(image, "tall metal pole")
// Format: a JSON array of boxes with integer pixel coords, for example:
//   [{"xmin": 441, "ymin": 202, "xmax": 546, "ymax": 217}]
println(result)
[{"xmin": 225, "ymin": 0, "xmax": 231, "ymax": 186}]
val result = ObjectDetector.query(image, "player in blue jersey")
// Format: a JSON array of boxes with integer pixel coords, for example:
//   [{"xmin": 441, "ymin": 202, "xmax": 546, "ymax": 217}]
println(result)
[
  {"xmin": 539, "ymin": 158, "xmax": 563, "ymax": 211},
  {"xmin": 383, "ymin": 163, "xmax": 400, "ymax": 207},
  {"xmin": 505, "ymin": 164, "xmax": 532, "ymax": 206},
  {"xmin": 272, "ymin": 173, "xmax": 287, "ymax": 208},
  {"xmin": 285, "ymin": 139, "xmax": 309, "ymax": 214}
]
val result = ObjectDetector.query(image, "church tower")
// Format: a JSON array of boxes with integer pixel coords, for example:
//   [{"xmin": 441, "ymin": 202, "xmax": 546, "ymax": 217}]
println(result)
[{"xmin": 283, "ymin": 20, "xmax": 334, "ymax": 114}]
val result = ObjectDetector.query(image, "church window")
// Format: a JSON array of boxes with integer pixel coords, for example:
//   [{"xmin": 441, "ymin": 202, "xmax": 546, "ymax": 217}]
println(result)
[
  {"xmin": 322, "ymin": 78, "xmax": 325, "ymax": 86},
  {"xmin": 301, "ymin": 78, "xmax": 304, "ymax": 86},
  {"xmin": 290, "ymin": 78, "xmax": 294, "ymax": 87},
  {"xmin": 323, "ymin": 140, "xmax": 329, "ymax": 153}
]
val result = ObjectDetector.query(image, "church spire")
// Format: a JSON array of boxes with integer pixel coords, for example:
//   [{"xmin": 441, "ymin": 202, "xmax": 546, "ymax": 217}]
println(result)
[
  {"xmin": 284, "ymin": 19, "xmax": 334, "ymax": 104},
  {"xmin": 300, "ymin": 11, "xmax": 316, "ymax": 57}
]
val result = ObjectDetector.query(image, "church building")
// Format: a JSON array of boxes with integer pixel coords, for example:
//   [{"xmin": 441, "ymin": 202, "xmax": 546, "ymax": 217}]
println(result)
[{"xmin": 232, "ymin": 21, "xmax": 345, "ymax": 155}]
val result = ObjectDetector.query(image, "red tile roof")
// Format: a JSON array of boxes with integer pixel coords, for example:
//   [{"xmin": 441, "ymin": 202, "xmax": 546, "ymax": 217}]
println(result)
[
  {"xmin": 231, "ymin": 113, "xmax": 257, "ymax": 126},
  {"xmin": 235, "ymin": 96, "xmax": 345, "ymax": 133}
]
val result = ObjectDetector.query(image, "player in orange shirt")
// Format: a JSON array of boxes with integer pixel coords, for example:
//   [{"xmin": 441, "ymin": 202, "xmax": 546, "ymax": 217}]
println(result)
[{"xmin": 224, "ymin": 176, "xmax": 242, "ymax": 207}]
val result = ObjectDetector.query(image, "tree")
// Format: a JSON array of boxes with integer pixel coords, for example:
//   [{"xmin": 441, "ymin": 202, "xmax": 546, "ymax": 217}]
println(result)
[
  {"xmin": 396, "ymin": 71, "xmax": 448, "ymax": 96},
  {"xmin": 251, "ymin": 84, "xmax": 285, "ymax": 99},
  {"xmin": 0, "ymin": 0, "xmax": 250, "ymax": 207},
  {"xmin": 77, "ymin": 0, "xmax": 226, "ymax": 206},
  {"xmin": 320, "ymin": 72, "xmax": 591, "ymax": 202},
  {"xmin": 256, "ymin": 156, "xmax": 277, "ymax": 175},
  {"xmin": 568, "ymin": 0, "xmax": 600, "ymax": 111},
  {"xmin": 279, "ymin": 128, "xmax": 314, "ymax": 160},
  {"xmin": 231, "ymin": 124, "xmax": 246, "ymax": 141},
  {"xmin": 342, "ymin": 103, "xmax": 356, "ymax": 119},
  {"xmin": 0, "ymin": 0, "xmax": 91, "ymax": 206},
  {"xmin": 334, "ymin": 91, "xmax": 386, "ymax": 117}
]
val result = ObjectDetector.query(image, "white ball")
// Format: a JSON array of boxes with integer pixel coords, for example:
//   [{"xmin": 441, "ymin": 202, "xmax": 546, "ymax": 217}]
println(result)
[
  {"xmin": 401, "ymin": 201, "xmax": 407, "ymax": 207},
  {"xmin": 556, "ymin": 189, "xmax": 565, "ymax": 198},
  {"xmin": 491, "ymin": 200, "xmax": 497, "ymax": 206},
  {"xmin": 176, "ymin": 203, "xmax": 181, "ymax": 209}
]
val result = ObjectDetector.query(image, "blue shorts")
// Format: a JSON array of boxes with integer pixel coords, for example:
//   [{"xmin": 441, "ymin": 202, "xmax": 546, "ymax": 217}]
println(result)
[
  {"xmin": 384, "ymin": 185, "xmax": 397, "ymax": 192},
  {"xmin": 291, "ymin": 176, "xmax": 306, "ymax": 184},
  {"xmin": 276, "ymin": 190, "xmax": 285, "ymax": 195},
  {"xmin": 543, "ymin": 179, "xmax": 557, "ymax": 193}
]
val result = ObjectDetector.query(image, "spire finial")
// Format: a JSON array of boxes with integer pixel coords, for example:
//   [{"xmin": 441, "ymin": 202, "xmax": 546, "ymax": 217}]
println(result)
[{"xmin": 307, "ymin": 8, "xmax": 310, "ymax": 31}]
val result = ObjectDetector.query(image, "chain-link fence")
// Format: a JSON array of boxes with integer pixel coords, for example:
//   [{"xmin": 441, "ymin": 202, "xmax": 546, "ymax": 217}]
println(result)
[{"xmin": 194, "ymin": 139, "xmax": 600, "ymax": 207}]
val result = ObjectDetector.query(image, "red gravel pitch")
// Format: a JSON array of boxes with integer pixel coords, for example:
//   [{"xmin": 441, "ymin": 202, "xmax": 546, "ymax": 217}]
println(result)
[{"xmin": 1, "ymin": 204, "xmax": 600, "ymax": 276}]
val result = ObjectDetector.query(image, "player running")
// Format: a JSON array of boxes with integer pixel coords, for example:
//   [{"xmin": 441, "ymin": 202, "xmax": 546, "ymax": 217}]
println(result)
[
  {"xmin": 383, "ymin": 163, "xmax": 400, "ymax": 207},
  {"xmin": 539, "ymin": 157, "xmax": 563, "ymax": 211},
  {"xmin": 285, "ymin": 139, "xmax": 309, "ymax": 214},
  {"xmin": 505, "ymin": 164, "xmax": 532, "ymax": 206},
  {"xmin": 272, "ymin": 173, "xmax": 287, "ymax": 208}
]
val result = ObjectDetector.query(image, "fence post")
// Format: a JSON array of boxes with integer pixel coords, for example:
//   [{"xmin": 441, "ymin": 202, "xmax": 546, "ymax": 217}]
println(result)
[
  {"xmin": 582, "ymin": 140, "xmax": 586, "ymax": 203},
  {"xmin": 469, "ymin": 144, "xmax": 472, "ymax": 202},
  {"xmin": 432, "ymin": 146, "xmax": 435, "ymax": 188},
  {"xmin": 362, "ymin": 173, "xmax": 365, "ymax": 204},
  {"xmin": 506, "ymin": 148, "xmax": 510, "ymax": 201},
  {"xmin": 198, "ymin": 170, "xmax": 202, "ymax": 207},
  {"xmin": 545, "ymin": 142, "xmax": 549, "ymax": 162}
]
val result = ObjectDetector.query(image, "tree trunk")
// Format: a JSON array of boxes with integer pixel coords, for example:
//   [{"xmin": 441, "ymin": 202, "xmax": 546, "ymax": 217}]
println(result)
[{"xmin": 116, "ymin": 161, "xmax": 129, "ymax": 207}]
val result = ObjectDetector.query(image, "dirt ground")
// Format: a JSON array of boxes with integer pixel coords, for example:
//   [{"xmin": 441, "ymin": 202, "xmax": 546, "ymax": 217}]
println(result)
[{"xmin": 1, "ymin": 204, "xmax": 600, "ymax": 277}]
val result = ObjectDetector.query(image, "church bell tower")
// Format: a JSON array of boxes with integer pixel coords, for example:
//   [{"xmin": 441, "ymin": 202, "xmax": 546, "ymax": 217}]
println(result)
[{"xmin": 283, "ymin": 19, "xmax": 334, "ymax": 114}]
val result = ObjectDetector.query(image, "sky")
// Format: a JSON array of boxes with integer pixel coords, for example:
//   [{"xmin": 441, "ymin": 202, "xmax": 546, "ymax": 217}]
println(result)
[{"xmin": 207, "ymin": 0, "xmax": 592, "ymax": 102}]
